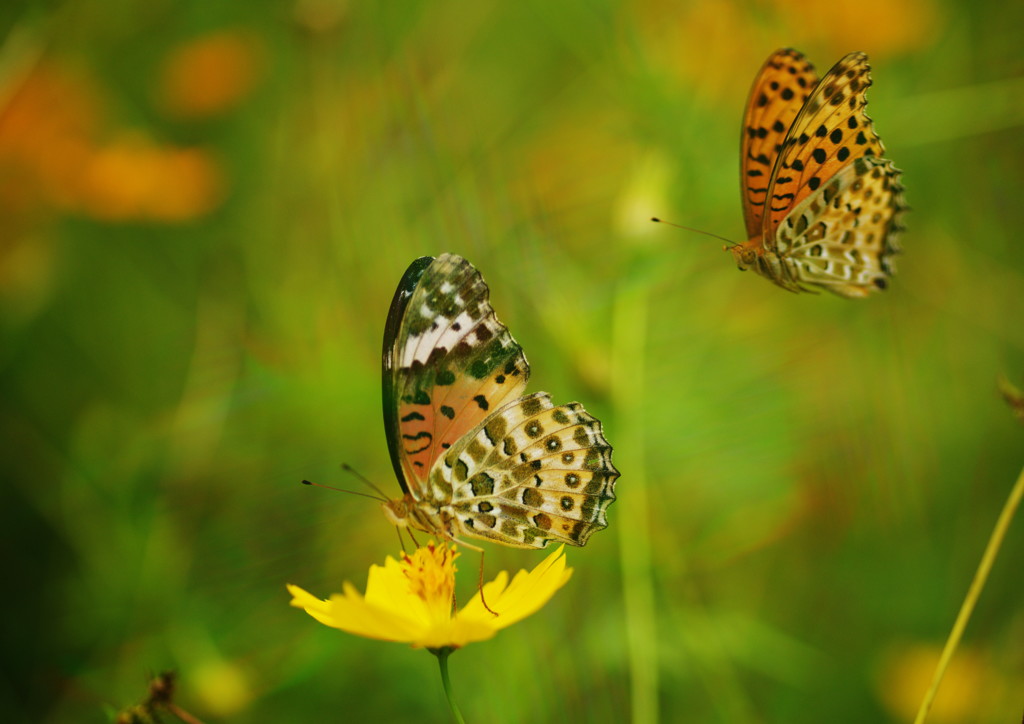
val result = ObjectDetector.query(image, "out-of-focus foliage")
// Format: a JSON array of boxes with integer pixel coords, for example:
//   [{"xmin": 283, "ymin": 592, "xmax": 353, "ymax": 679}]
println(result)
[{"xmin": 2, "ymin": 0, "xmax": 1021, "ymax": 722}]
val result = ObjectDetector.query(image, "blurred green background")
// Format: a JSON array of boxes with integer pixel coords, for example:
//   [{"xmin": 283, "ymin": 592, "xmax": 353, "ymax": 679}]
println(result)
[{"xmin": 2, "ymin": 0, "xmax": 1022, "ymax": 722}]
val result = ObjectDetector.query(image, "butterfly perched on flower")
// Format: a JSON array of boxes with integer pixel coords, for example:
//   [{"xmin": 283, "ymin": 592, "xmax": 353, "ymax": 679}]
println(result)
[
  {"xmin": 733, "ymin": 48, "xmax": 908, "ymax": 297},
  {"xmin": 380, "ymin": 254, "xmax": 619, "ymax": 550}
]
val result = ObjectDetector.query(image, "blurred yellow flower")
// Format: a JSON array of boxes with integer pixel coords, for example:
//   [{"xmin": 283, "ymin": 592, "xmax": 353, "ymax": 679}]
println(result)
[
  {"xmin": 159, "ymin": 30, "xmax": 263, "ymax": 119},
  {"xmin": 287, "ymin": 542, "xmax": 572, "ymax": 649},
  {"xmin": 0, "ymin": 59, "xmax": 226, "ymax": 224},
  {"xmin": 632, "ymin": 0, "xmax": 941, "ymax": 105},
  {"xmin": 80, "ymin": 134, "xmax": 225, "ymax": 222},
  {"xmin": 773, "ymin": 0, "xmax": 942, "ymax": 58},
  {"xmin": 874, "ymin": 641, "xmax": 1008, "ymax": 723},
  {"xmin": 0, "ymin": 61, "xmax": 100, "ymax": 214}
]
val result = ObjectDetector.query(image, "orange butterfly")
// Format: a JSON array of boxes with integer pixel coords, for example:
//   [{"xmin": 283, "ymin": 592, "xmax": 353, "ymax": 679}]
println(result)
[{"xmin": 732, "ymin": 49, "xmax": 907, "ymax": 297}]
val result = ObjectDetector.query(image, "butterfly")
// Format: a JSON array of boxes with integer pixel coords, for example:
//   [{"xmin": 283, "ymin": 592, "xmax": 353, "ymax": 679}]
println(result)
[
  {"xmin": 380, "ymin": 253, "xmax": 619, "ymax": 550},
  {"xmin": 733, "ymin": 48, "xmax": 908, "ymax": 297}
]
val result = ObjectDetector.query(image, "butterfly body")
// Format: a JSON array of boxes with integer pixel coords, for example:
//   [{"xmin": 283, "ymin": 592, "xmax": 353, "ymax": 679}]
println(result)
[
  {"xmin": 382, "ymin": 254, "xmax": 618, "ymax": 549},
  {"xmin": 736, "ymin": 49, "xmax": 907, "ymax": 297}
]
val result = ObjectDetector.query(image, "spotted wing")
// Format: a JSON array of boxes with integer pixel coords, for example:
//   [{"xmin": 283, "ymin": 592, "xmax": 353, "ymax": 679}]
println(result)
[
  {"xmin": 438, "ymin": 391, "xmax": 618, "ymax": 549},
  {"xmin": 382, "ymin": 254, "xmax": 530, "ymax": 499},
  {"xmin": 777, "ymin": 156, "xmax": 906, "ymax": 297},
  {"xmin": 762, "ymin": 52, "xmax": 888, "ymax": 247},
  {"xmin": 740, "ymin": 48, "xmax": 819, "ymax": 239}
]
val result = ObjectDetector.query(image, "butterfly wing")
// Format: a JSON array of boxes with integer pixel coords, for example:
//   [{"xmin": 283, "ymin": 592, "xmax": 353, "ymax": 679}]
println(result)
[
  {"xmin": 761, "ymin": 51, "xmax": 888, "ymax": 245},
  {"xmin": 382, "ymin": 256, "xmax": 434, "ymax": 493},
  {"xmin": 440, "ymin": 392, "xmax": 619, "ymax": 549},
  {"xmin": 777, "ymin": 155, "xmax": 906, "ymax": 297},
  {"xmin": 740, "ymin": 48, "xmax": 819, "ymax": 240},
  {"xmin": 382, "ymin": 254, "xmax": 530, "ymax": 499}
]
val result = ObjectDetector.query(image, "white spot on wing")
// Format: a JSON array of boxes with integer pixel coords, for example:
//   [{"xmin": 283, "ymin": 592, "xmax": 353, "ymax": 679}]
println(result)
[{"xmin": 401, "ymin": 310, "xmax": 475, "ymax": 366}]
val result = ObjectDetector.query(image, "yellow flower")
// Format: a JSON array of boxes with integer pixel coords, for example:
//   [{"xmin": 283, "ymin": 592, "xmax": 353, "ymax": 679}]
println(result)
[{"xmin": 287, "ymin": 542, "xmax": 572, "ymax": 650}]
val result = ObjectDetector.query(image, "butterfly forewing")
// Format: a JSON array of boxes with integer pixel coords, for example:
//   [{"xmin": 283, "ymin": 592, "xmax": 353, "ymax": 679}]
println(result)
[
  {"xmin": 383, "ymin": 254, "xmax": 529, "ymax": 498},
  {"xmin": 740, "ymin": 48, "xmax": 819, "ymax": 239},
  {"xmin": 762, "ymin": 52, "xmax": 886, "ymax": 243},
  {"xmin": 440, "ymin": 392, "xmax": 619, "ymax": 549},
  {"xmin": 382, "ymin": 256, "xmax": 433, "ymax": 494}
]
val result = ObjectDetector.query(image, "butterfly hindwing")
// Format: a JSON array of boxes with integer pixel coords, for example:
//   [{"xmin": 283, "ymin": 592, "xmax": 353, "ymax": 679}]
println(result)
[
  {"xmin": 779, "ymin": 156, "xmax": 906, "ymax": 297},
  {"xmin": 440, "ymin": 392, "xmax": 619, "ymax": 549},
  {"xmin": 740, "ymin": 48, "xmax": 819, "ymax": 239},
  {"xmin": 383, "ymin": 254, "xmax": 529, "ymax": 498}
]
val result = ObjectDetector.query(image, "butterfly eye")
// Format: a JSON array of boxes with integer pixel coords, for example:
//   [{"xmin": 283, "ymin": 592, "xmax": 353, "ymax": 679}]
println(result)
[{"xmin": 730, "ymin": 246, "xmax": 756, "ymax": 271}]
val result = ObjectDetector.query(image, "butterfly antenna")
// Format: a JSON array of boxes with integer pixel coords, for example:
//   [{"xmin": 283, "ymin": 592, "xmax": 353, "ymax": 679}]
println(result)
[
  {"xmin": 651, "ymin": 217, "xmax": 739, "ymax": 248},
  {"xmin": 301, "ymin": 479, "xmax": 387, "ymax": 503},
  {"xmin": 339, "ymin": 463, "xmax": 391, "ymax": 500}
]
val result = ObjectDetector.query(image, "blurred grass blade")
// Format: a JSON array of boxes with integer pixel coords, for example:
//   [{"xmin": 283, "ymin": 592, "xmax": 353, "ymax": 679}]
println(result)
[
  {"xmin": 997, "ymin": 376, "xmax": 1024, "ymax": 424},
  {"xmin": 611, "ymin": 273, "xmax": 658, "ymax": 724},
  {"xmin": 889, "ymin": 75, "xmax": 1024, "ymax": 147}
]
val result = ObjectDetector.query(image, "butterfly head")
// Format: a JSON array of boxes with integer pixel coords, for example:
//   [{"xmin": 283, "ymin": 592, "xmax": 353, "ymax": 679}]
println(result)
[
  {"xmin": 382, "ymin": 497, "xmax": 412, "ymax": 527},
  {"xmin": 727, "ymin": 240, "xmax": 759, "ymax": 272},
  {"xmin": 383, "ymin": 493, "xmax": 446, "ymax": 537}
]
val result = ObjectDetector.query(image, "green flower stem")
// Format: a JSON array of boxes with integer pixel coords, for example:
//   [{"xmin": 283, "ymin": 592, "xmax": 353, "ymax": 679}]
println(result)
[
  {"xmin": 913, "ymin": 463, "xmax": 1024, "ymax": 724},
  {"xmin": 432, "ymin": 647, "xmax": 466, "ymax": 724}
]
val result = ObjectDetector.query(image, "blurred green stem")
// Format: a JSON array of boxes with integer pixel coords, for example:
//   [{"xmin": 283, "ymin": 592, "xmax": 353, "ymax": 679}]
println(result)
[
  {"xmin": 433, "ymin": 647, "xmax": 466, "ymax": 724},
  {"xmin": 913, "ymin": 464, "xmax": 1024, "ymax": 724},
  {"xmin": 611, "ymin": 273, "xmax": 658, "ymax": 724}
]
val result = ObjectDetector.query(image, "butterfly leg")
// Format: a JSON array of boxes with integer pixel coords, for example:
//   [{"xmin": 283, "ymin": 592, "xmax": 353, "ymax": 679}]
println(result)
[
  {"xmin": 476, "ymin": 549, "xmax": 498, "ymax": 617},
  {"xmin": 445, "ymin": 536, "xmax": 499, "ymax": 616}
]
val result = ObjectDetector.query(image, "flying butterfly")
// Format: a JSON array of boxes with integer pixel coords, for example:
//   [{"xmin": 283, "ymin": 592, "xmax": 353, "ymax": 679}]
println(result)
[
  {"xmin": 380, "ymin": 253, "xmax": 619, "ymax": 550},
  {"xmin": 733, "ymin": 48, "xmax": 908, "ymax": 297}
]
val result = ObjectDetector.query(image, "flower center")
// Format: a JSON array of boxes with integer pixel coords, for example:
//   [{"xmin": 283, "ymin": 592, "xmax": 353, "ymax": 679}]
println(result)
[{"xmin": 401, "ymin": 542, "xmax": 458, "ymax": 609}]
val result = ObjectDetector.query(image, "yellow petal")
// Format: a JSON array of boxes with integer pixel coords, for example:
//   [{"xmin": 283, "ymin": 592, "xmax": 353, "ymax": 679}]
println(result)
[
  {"xmin": 286, "ymin": 583, "xmax": 334, "ymax": 621},
  {"xmin": 287, "ymin": 583, "xmax": 423, "ymax": 643},
  {"xmin": 363, "ymin": 557, "xmax": 432, "ymax": 629},
  {"xmin": 460, "ymin": 546, "xmax": 573, "ymax": 629},
  {"xmin": 325, "ymin": 592, "xmax": 425, "ymax": 642}
]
